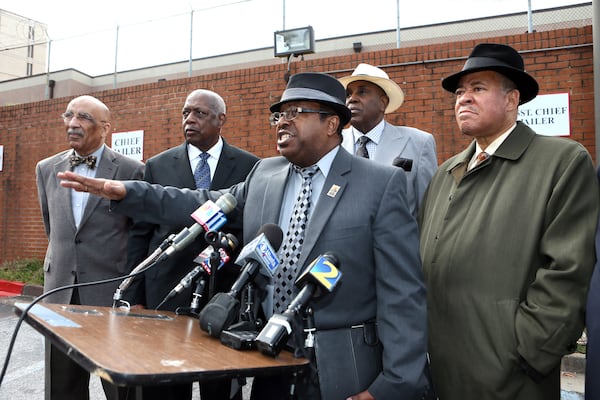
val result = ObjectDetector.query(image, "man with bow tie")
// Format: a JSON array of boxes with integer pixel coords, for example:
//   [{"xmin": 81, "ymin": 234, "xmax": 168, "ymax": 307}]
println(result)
[{"xmin": 35, "ymin": 95, "xmax": 144, "ymax": 400}]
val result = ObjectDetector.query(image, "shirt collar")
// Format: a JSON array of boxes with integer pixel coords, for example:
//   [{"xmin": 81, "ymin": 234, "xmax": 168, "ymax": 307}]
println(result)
[
  {"xmin": 187, "ymin": 136, "xmax": 223, "ymax": 161},
  {"xmin": 292, "ymin": 146, "xmax": 338, "ymax": 179},
  {"xmin": 351, "ymin": 119, "xmax": 385, "ymax": 146},
  {"xmin": 73, "ymin": 144, "xmax": 105, "ymax": 161},
  {"xmin": 474, "ymin": 123, "xmax": 516, "ymax": 156}
]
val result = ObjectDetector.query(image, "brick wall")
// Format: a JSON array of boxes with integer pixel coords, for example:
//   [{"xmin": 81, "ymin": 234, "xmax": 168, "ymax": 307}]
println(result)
[{"xmin": 0, "ymin": 26, "xmax": 594, "ymax": 264}]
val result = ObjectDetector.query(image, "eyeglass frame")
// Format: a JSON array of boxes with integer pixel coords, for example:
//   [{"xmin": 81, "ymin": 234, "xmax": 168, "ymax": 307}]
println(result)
[
  {"xmin": 61, "ymin": 111, "xmax": 107, "ymax": 125},
  {"xmin": 269, "ymin": 107, "xmax": 335, "ymax": 126}
]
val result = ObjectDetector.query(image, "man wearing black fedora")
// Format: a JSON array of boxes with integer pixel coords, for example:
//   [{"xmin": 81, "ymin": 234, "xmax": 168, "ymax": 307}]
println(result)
[
  {"xmin": 418, "ymin": 43, "xmax": 599, "ymax": 399},
  {"xmin": 57, "ymin": 72, "xmax": 433, "ymax": 400}
]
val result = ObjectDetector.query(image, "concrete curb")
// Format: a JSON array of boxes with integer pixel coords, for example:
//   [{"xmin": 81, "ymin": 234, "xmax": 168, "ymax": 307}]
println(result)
[
  {"xmin": 562, "ymin": 352, "xmax": 586, "ymax": 374},
  {"xmin": 0, "ymin": 280, "xmax": 43, "ymax": 298},
  {"xmin": 21, "ymin": 284, "xmax": 43, "ymax": 297}
]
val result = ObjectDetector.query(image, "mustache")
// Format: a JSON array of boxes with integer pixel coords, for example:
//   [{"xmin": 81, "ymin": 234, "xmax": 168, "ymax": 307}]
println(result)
[{"xmin": 67, "ymin": 129, "xmax": 84, "ymax": 137}]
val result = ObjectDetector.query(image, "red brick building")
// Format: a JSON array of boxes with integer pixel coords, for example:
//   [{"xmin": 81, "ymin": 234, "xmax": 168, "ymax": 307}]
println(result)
[{"xmin": 0, "ymin": 26, "xmax": 594, "ymax": 263}]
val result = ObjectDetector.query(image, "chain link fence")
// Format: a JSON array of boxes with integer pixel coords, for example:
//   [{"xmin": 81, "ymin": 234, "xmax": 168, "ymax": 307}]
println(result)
[{"xmin": 0, "ymin": 1, "xmax": 593, "ymax": 80}]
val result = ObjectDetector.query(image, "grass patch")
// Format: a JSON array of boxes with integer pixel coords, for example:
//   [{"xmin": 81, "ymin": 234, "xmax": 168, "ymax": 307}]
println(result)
[{"xmin": 0, "ymin": 258, "xmax": 44, "ymax": 286}]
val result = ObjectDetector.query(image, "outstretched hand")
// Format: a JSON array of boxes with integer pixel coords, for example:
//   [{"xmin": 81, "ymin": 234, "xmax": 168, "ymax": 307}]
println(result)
[
  {"xmin": 346, "ymin": 390, "xmax": 375, "ymax": 400},
  {"xmin": 57, "ymin": 171, "xmax": 127, "ymax": 200}
]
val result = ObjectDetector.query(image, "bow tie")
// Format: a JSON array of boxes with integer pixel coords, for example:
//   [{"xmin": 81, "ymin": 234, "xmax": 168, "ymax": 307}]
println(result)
[{"xmin": 69, "ymin": 154, "xmax": 97, "ymax": 169}]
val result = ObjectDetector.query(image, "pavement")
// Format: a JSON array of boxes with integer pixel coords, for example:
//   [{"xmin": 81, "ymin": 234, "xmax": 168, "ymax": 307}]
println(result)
[{"xmin": 0, "ymin": 292, "xmax": 587, "ymax": 399}]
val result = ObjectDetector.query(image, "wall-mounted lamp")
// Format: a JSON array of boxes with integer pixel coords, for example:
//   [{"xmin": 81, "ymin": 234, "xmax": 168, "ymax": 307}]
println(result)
[
  {"xmin": 274, "ymin": 26, "xmax": 315, "ymax": 58},
  {"xmin": 353, "ymin": 42, "xmax": 362, "ymax": 53},
  {"xmin": 274, "ymin": 26, "xmax": 315, "ymax": 82}
]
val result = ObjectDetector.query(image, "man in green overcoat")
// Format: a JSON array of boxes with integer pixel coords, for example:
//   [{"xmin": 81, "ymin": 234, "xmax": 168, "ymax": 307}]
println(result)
[{"xmin": 418, "ymin": 43, "xmax": 599, "ymax": 400}]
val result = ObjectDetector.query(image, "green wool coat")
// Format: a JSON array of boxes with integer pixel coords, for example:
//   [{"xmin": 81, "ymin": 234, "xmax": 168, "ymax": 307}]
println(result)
[{"xmin": 418, "ymin": 122, "xmax": 599, "ymax": 400}]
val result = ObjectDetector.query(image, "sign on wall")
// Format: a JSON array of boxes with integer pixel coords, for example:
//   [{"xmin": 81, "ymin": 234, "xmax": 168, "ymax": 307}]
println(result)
[
  {"xmin": 111, "ymin": 130, "xmax": 144, "ymax": 161},
  {"xmin": 0, "ymin": 145, "xmax": 3, "ymax": 171},
  {"xmin": 517, "ymin": 93, "xmax": 570, "ymax": 137}
]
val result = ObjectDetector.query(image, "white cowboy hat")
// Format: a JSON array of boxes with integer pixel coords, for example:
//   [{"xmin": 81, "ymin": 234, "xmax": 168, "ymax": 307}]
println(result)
[{"xmin": 338, "ymin": 63, "xmax": 405, "ymax": 114}]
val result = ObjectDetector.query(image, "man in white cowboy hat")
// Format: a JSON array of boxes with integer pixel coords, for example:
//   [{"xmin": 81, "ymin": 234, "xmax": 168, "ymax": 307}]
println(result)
[
  {"xmin": 339, "ymin": 63, "xmax": 437, "ymax": 216},
  {"xmin": 418, "ymin": 43, "xmax": 599, "ymax": 400}
]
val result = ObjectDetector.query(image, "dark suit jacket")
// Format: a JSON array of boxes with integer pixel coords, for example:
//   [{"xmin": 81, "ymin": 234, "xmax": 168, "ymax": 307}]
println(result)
[
  {"xmin": 113, "ymin": 147, "xmax": 430, "ymax": 399},
  {"xmin": 126, "ymin": 139, "xmax": 259, "ymax": 310},
  {"xmin": 586, "ymin": 166, "xmax": 600, "ymax": 400},
  {"xmin": 35, "ymin": 145, "xmax": 145, "ymax": 305}
]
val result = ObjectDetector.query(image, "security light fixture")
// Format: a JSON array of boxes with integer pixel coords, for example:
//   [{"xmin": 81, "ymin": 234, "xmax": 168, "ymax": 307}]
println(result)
[{"xmin": 274, "ymin": 26, "xmax": 315, "ymax": 58}]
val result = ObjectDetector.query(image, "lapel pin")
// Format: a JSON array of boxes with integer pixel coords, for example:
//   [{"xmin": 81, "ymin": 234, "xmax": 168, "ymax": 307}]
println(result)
[{"xmin": 327, "ymin": 185, "xmax": 340, "ymax": 198}]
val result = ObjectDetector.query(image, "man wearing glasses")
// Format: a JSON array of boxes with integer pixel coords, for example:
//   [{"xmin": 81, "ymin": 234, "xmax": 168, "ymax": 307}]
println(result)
[
  {"xmin": 36, "ymin": 95, "xmax": 144, "ymax": 400},
  {"xmin": 57, "ymin": 73, "xmax": 433, "ymax": 400}
]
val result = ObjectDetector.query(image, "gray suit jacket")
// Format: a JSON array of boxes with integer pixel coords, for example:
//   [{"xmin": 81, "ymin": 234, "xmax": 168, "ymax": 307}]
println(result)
[
  {"xmin": 113, "ymin": 147, "xmax": 430, "ymax": 399},
  {"xmin": 342, "ymin": 122, "xmax": 437, "ymax": 216},
  {"xmin": 36, "ymin": 145, "xmax": 144, "ymax": 305}
]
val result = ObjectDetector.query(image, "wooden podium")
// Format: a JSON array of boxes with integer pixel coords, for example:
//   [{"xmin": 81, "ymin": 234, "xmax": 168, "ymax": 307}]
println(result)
[{"xmin": 15, "ymin": 303, "xmax": 308, "ymax": 388}]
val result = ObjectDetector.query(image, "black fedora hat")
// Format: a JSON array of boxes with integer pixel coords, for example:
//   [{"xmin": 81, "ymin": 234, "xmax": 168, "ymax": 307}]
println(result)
[
  {"xmin": 442, "ymin": 43, "xmax": 539, "ymax": 105},
  {"xmin": 270, "ymin": 72, "xmax": 352, "ymax": 126}
]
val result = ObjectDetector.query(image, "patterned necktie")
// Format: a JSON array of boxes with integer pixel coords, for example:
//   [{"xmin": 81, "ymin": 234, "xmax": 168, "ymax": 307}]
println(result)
[
  {"xmin": 473, "ymin": 151, "xmax": 489, "ymax": 169},
  {"xmin": 356, "ymin": 135, "xmax": 370, "ymax": 159},
  {"xmin": 70, "ymin": 154, "xmax": 97, "ymax": 169},
  {"xmin": 194, "ymin": 153, "xmax": 211, "ymax": 189},
  {"xmin": 273, "ymin": 164, "xmax": 319, "ymax": 314}
]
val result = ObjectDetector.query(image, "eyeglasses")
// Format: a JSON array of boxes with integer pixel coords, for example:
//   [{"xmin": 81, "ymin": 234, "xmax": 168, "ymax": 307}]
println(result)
[
  {"xmin": 269, "ymin": 107, "xmax": 335, "ymax": 126},
  {"xmin": 62, "ymin": 111, "xmax": 106, "ymax": 125}
]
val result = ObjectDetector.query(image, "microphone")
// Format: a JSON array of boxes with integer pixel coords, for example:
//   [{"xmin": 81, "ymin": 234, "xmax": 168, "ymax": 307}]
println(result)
[
  {"xmin": 112, "ymin": 193, "xmax": 237, "ymax": 306},
  {"xmin": 255, "ymin": 252, "xmax": 341, "ymax": 356},
  {"xmin": 228, "ymin": 223, "xmax": 283, "ymax": 298},
  {"xmin": 161, "ymin": 232, "xmax": 238, "ymax": 304},
  {"xmin": 158, "ymin": 193, "xmax": 237, "ymax": 261},
  {"xmin": 198, "ymin": 224, "xmax": 283, "ymax": 338}
]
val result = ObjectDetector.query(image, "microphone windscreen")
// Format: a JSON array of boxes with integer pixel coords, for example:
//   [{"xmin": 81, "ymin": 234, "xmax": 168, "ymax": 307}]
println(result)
[
  {"xmin": 198, "ymin": 292, "xmax": 240, "ymax": 337},
  {"xmin": 256, "ymin": 223, "xmax": 283, "ymax": 252},
  {"xmin": 215, "ymin": 193, "xmax": 237, "ymax": 214}
]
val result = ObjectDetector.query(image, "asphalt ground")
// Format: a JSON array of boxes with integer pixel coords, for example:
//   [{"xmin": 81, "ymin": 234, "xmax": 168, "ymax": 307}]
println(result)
[{"xmin": 0, "ymin": 295, "xmax": 585, "ymax": 399}]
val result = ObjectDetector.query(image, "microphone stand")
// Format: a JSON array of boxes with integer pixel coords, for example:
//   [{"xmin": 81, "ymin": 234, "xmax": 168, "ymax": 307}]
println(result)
[
  {"xmin": 225, "ymin": 281, "xmax": 261, "ymax": 332},
  {"xmin": 112, "ymin": 233, "xmax": 175, "ymax": 309},
  {"xmin": 175, "ymin": 273, "xmax": 207, "ymax": 317},
  {"xmin": 207, "ymin": 248, "xmax": 221, "ymax": 301},
  {"xmin": 175, "ymin": 246, "xmax": 220, "ymax": 317}
]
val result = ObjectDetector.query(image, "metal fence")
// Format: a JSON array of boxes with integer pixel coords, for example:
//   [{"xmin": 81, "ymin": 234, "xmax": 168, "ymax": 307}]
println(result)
[{"xmin": 1, "ymin": 1, "xmax": 593, "ymax": 79}]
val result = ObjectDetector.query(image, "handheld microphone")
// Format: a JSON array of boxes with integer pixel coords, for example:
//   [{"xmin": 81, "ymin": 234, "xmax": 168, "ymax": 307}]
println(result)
[
  {"xmin": 255, "ymin": 252, "xmax": 341, "ymax": 356},
  {"xmin": 161, "ymin": 232, "xmax": 238, "ymax": 303},
  {"xmin": 198, "ymin": 224, "xmax": 283, "ymax": 338},
  {"xmin": 228, "ymin": 223, "xmax": 283, "ymax": 298},
  {"xmin": 159, "ymin": 193, "xmax": 237, "ymax": 260},
  {"xmin": 112, "ymin": 193, "xmax": 237, "ymax": 306}
]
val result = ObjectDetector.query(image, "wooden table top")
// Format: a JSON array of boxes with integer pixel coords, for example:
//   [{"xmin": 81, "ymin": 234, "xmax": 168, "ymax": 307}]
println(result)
[{"xmin": 15, "ymin": 302, "xmax": 308, "ymax": 386}]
